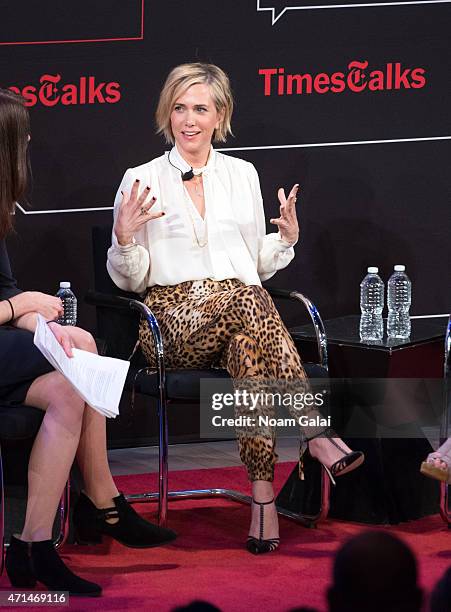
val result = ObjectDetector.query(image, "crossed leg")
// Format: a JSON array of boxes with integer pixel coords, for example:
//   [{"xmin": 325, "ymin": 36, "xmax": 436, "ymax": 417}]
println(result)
[{"xmin": 143, "ymin": 283, "xmax": 359, "ymax": 545}]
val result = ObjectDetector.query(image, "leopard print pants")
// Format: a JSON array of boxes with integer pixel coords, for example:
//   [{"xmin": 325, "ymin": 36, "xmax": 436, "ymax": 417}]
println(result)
[{"xmin": 139, "ymin": 279, "xmax": 322, "ymax": 482}]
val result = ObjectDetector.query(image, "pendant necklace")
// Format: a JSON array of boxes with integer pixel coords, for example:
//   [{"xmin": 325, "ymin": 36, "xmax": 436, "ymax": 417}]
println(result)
[
  {"xmin": 183, "ymin": 174, "xmax": 208, "ymax": 248},
  {"xmin": 192, "ymin": 175, "xmax": 204, "ymax": 198}
]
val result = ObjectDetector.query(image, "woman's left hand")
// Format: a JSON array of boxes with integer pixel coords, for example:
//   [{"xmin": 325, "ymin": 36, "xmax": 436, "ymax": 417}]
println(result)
[
  {"xmin": 47, "ymin": 322, "xmax": 75, "ymax": 358},
  {"xmin": 270, "ymin": 183, "xmax": 300, "ymax": 245}
]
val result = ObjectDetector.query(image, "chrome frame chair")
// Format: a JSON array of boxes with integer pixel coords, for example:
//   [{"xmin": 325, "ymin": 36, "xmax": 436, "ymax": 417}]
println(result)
[
  {"xmin": 87, "ymin": 287, "xmax": 331, "ymax": 529},
  {"xmin": 439, "ymin": 315, "xmax": 451, "ymax": 527},
  {"xmin": 0, "ymin": 405, "xmax": 70, "ymax": 575}
]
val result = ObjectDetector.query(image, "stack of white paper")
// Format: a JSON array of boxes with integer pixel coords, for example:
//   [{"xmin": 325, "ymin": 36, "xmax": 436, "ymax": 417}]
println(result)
[{"xmin": 33, "ymin": 314, "xmax": 130, "ymax": 418}]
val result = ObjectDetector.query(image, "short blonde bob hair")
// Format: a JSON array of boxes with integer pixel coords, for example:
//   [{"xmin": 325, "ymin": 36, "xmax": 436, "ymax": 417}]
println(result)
[{"xmin": 155, "ymin": 63, "xmax": 234, "ymax": 144}]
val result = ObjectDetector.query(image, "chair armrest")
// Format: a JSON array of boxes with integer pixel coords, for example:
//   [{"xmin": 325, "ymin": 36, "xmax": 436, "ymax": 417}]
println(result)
[
  {"xmin": 445, "ymin": 316, "xmax": 450, "ymax": 380},
  {"xmin": 266, "ymin": 287, "xmax": 328, "ymax": 371},
  {"xmin": 85, "ymin": 290, "xmax": 165, "ymax": 370},
  {"xmin": 442, "ymin": 316, "xmax": 451, "ymax": 440},
  {"xmin": 265, "ymin": 287, "xmax": 293, "ymax": 300},
  {"xmin": 85, "ymin": 291, "xmax": 137, "ymax": 311}
]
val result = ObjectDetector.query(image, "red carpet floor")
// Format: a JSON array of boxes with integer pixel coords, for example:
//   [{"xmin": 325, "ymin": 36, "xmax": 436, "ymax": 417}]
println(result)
[{"xmin": 1, "ymin": 462, "xmax": 450, "ymax": 611}]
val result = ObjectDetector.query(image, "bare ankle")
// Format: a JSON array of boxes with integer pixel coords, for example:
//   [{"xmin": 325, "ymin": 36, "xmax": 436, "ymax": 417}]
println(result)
[
  {"xmin": 83, "ymin": 489, "xmax": 119, "ymax": 509},
  {"xmin": 19, "ymin": 529, "xmax": 52, "ymax": 542},
  {"xmin": 251, "ymin": 480, "xmax": 274, "ymax": 503}
]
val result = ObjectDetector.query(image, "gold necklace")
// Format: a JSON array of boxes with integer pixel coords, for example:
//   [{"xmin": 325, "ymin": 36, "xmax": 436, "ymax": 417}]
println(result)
[
  {"xmin": 183, "ymin": 184, "xmax": 208, "ymax": 248},
  {"xmin": 189, "ymin": 175, "xmax": 204, "ymax": 198}
]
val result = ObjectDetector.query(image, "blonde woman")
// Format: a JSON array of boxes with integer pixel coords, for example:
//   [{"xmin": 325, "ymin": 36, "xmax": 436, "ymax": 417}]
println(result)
[{"xmin": 107, "ymin": 63, "xmax": 364, "ymax": 554}]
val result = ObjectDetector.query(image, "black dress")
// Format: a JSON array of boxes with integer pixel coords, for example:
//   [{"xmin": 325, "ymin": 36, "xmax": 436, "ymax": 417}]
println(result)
[{"xmin": 0, "ymin": 240, "xmax": 53, "ymax": 404}]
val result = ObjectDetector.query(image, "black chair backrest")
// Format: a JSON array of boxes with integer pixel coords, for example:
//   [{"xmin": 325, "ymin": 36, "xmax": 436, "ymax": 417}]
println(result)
[{"xmin": 91, "ymin": 225, "xmax": 141, "ymax": 360}]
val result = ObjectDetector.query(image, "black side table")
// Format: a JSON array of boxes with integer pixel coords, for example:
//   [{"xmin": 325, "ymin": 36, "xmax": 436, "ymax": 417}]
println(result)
[
  {"xmin": 277, "ymin": 315, "xmax": 447, "ymax": 525},
  {"xmin": 291, "ymin": 314, "xmax": 446, "ymax": 378}
]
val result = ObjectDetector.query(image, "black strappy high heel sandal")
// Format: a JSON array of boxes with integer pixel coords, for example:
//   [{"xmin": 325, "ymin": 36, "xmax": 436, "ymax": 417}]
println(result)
[
  {"xmin": 306, "ymin": 428, "xmax": 365, "ymax": 485},
  {"xmin": 246, "ymin": 498, "xmax": 280, "ymax": 555}
]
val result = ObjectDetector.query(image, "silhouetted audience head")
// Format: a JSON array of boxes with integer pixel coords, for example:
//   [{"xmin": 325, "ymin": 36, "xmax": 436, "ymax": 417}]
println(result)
[
  {"xmin": 172, "ymin": 601, "xmax": 221, "ymax": 612},
  {"xmin": 327, "ymin": 531, "xmax": 422, "ymax": 612},
  {"xmin": 430, "ymin": 566, "xmax": 451, "ymax": 612}
]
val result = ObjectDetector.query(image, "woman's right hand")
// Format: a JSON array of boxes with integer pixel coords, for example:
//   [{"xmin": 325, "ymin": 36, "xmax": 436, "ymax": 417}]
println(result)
[
  {"xmin": 114, "ymin": 179, "xmax": 165, "ymax": 246},
  {"xmin": 10, "ymin": 291, "xmax": 63, "ymax": 321}
]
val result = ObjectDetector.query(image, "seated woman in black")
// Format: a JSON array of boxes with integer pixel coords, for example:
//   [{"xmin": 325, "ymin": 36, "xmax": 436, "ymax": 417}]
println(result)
[{"xmin": 0, "ymin": 88, "xmax": 175, "ymax": 597}]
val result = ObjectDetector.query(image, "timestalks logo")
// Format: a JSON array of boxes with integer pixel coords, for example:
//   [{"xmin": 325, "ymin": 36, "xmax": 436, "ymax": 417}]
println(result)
[
  {"xmin": 8, "ymin": 73, "xmax": 121, "ymax": 107},
  {"xmin": 259, "ymin": 60, "xmax": 427, "ymax": 96}
]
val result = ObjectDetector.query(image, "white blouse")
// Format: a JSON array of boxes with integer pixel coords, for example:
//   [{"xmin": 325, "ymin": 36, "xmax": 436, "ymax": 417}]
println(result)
[{"xmin": 107, "ymin": 146, "xmax": 295, "ymax": 294}]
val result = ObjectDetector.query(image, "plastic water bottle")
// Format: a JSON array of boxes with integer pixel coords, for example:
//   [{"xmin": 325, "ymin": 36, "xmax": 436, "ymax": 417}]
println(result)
[
  {"xmin": 387, "ymin": 265, "xmax": 411, "ymax": 339},
  {"xmin": 56, "ymin": 282, "xmax": 77, "ymax": 326},
  {"xmin": 359, "ymin": 267, "xmax": 384, "ymax": 341}
]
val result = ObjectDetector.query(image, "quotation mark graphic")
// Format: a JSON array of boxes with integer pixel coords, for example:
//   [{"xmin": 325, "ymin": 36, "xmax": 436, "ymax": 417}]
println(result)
[{"xmin": 256, "ymin": 0, "xmax": 451, "ymax": 25}]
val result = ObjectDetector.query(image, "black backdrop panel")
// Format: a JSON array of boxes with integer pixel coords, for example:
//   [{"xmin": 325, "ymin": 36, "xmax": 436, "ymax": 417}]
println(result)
[
  {"xmin": 0, "ymin": 1, "xmax": 143, "ymax": 43},
  {"xmin": 1, "ymin": 1, "xmax": 449, "ymax": 330}
]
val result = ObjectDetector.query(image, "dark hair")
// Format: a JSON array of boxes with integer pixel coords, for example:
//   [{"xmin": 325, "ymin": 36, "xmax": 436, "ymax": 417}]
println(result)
[
  {"xmin": 172, "ymin": 602, "xmax": 221, "ymax": 612},
  {"xmin": 327, "ymin": 531, "xmax": 422, "ymax": 612},
  {"xmin": 430, "ymin": 566, "xmax": 451, "ymax": 612},
  {"xmin": 0, "ymin": 88, "xmax": 30, "ymax": 239}
]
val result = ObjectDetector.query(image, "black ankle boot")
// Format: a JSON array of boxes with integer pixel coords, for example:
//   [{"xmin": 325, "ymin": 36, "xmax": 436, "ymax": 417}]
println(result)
[
  {"xmin": 5, "ymin": 535, "xmax": 101, "ymax": 597},
  {"xmin": 74, "ymin": 492, "xmax": 177, "ymax": 548}
]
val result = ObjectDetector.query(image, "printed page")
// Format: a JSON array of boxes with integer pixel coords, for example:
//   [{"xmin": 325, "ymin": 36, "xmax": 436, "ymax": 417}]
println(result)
[{"xmin": 33, "ymin": 314, "xmax": 129, "ymax": 417}]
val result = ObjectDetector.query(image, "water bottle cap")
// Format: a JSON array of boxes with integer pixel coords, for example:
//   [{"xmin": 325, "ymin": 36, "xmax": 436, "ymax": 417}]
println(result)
[
  {"xmin": 59, "ymin": 282, "xmax": 71, "ymax": 288},
  {"xmin": 394, "ymin": 265, "xmax": 405, "ymax": 272},
  {"xmin": 367, "ymin": 267, "xmax": 378, "ymax": 274}
]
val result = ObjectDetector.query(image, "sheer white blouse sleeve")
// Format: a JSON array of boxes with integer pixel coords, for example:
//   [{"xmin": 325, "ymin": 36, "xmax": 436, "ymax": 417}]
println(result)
[{"xmin": 247, "ymin": 163, "xmax": 296, "ymax": 282}]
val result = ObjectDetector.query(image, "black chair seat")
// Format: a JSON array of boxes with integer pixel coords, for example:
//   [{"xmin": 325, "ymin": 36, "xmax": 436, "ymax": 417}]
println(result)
[
  {"xmin": 127, "ymin": 363, "xmax": 327, "ymax": 402},
  {"xmin": 303, "ymin": 364, "xmax": 328, "ymax": 379},
  {"xmin": 0, "ymin": 405, "xmax": 44, "ymax": 440},
  {"xmin": 127, "ymin": 367, "xmax": 230, "ymax": 401}
]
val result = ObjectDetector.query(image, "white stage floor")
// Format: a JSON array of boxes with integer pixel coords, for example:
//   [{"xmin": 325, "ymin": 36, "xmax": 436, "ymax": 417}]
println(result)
[
  {"xmin": 108, "ymin": 428, "xmax": 440, "ymax": 476},
  {"xmin": 108, "ymin": 438, "xmax": 300, "ymax": 475}
]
